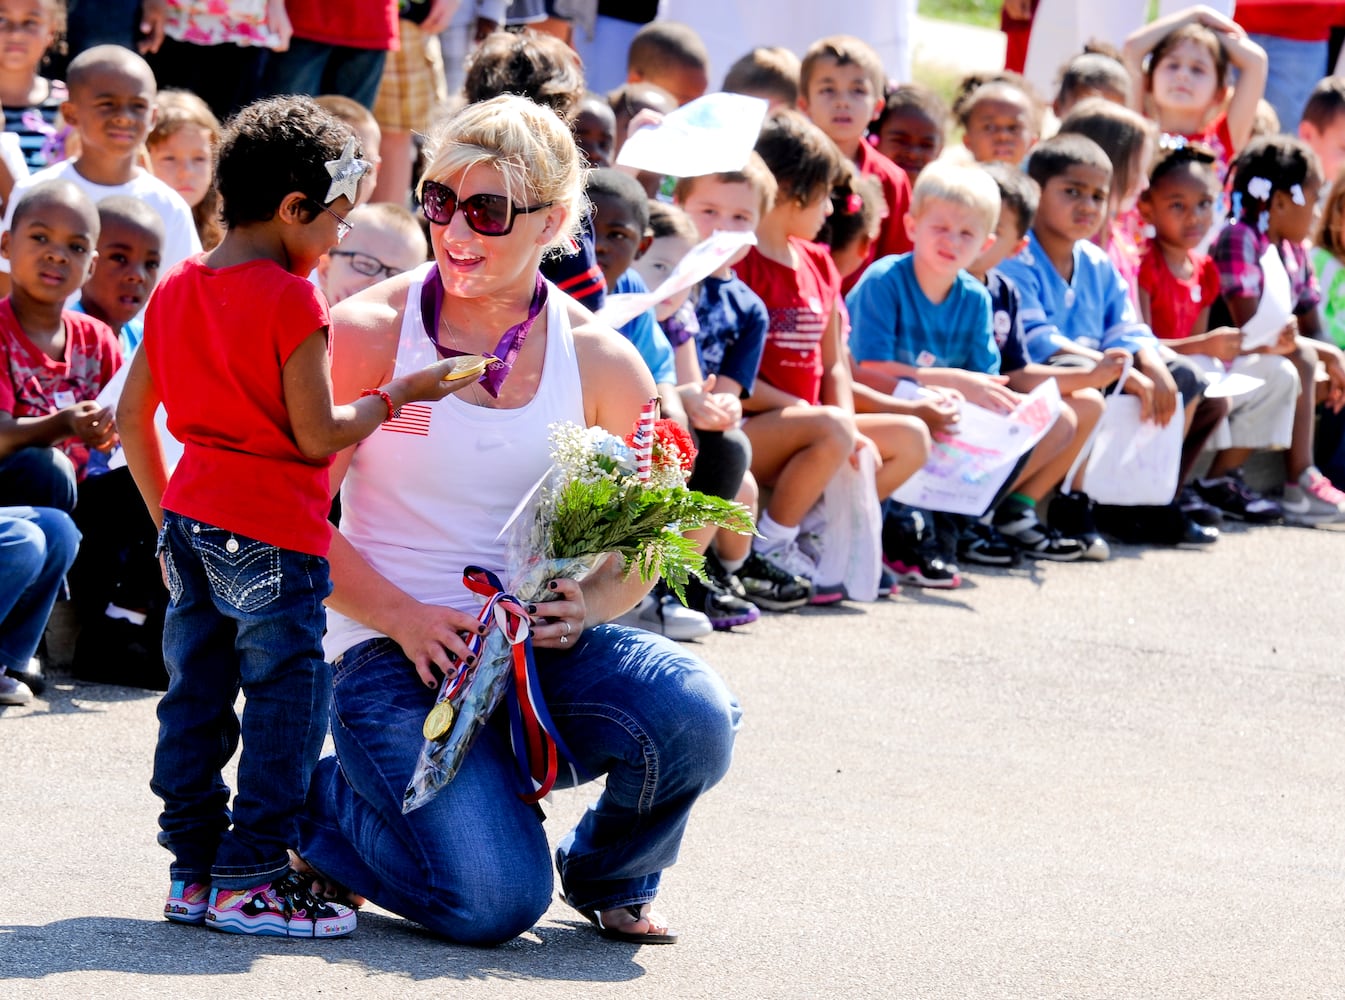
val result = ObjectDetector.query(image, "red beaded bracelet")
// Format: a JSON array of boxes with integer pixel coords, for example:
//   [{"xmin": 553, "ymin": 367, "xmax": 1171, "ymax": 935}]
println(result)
[{"xmin": 360, "ymin": 388, "xmax": 398, "ymax": 421}]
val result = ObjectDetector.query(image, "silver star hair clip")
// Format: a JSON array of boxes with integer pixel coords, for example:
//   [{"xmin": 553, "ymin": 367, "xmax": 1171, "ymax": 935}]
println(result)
[{"xmin": 324, "ymin": 136, "xmax": 372, "ymax": 205}]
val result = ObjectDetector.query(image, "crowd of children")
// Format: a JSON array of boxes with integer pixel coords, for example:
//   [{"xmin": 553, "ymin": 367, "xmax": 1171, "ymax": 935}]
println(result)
[{"xmin": 4, "ymin": 0, "xmax": 1345, "ymax": 942}]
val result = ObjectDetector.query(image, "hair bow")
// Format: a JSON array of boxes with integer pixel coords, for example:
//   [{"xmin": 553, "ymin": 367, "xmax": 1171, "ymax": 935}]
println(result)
[
  {"xmin": 1158, "ymin": 132, "xmax": 1187, "ymax": 152},
  {"xmin": 19, "ymin": 111, "xmax": 69, "ymax": 166},
  {"xmin": 844, "ymin": 192, "xmax": 863, "ymax": 214},
  {"xmin": 1247, "ymin": 176, "xmax": 1273, "ymax": 201},
  {"xmin": 1291, "ymin": 183, "xmax": 1306, "ymax": 206}
]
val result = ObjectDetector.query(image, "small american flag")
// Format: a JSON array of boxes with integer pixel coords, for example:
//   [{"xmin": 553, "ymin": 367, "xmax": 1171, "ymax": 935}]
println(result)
[
  {"xmin": 381, "ymin": 402, "xmax": 433, "ymax": 436},
  {"xmin": 631, "ymin": 398, "xmax": 657, "ymax": 482}
]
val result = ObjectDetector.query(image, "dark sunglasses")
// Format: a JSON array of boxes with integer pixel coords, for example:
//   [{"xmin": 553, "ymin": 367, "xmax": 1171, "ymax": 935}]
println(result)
[{"xmin": 420, "ymin": 179, "xmax": 552, "ymax": 236}]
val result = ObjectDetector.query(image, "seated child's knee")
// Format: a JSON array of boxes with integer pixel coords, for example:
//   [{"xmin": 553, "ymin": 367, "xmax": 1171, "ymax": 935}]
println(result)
[
  {"xmin": 1067, "ymin": 387, "xmax": 1106, "ymax": 427},
  {"xmin": 816, "ymin": 404, "xmax": 857, "ymax": 445}
]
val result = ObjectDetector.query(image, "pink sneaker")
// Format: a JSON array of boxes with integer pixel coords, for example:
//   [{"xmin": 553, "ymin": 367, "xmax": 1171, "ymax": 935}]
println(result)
[
  {"xmin": 164, "ymin": 880, "xmax": 210, "ymax": 924},
  {"xmin": 1281, "ymin": 467, "xmax": 1345, "ymax": 525}
]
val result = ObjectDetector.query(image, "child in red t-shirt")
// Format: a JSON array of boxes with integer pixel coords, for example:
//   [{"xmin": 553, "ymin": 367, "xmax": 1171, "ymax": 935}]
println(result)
[
  {"xmin": 0, "ymin": 179, "xmax": 118, "ymax": 511},
  {"xmin": 735, "ymin": 109, "xmax": 929, "ymax": 604},
  {"xmin": 118, "ymin": 96, "xmax": 470, "ymax": 940}
]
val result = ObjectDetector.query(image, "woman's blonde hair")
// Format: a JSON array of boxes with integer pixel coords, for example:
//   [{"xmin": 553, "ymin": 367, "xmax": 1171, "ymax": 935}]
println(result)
[{"xmin": 419, "ymin": 95, "xmax": 585, "ymax": 254}]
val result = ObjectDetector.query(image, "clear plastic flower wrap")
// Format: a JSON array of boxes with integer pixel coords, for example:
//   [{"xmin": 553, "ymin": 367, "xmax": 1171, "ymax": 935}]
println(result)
[{"xmin": 402, "ymin": 414, "xmax": 755, "ymax": 814}]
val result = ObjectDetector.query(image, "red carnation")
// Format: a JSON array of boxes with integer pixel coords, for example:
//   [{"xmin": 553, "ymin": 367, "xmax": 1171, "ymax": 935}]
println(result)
[{"xmin": 654, "ymin": 418, "xmax": 697, "ymax": 473}]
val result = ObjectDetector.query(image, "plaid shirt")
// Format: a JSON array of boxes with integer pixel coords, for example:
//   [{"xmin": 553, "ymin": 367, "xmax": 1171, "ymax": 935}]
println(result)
[{"xmin": 1212, "ymin": 220, "xmax": 1320, "ymax": 315}]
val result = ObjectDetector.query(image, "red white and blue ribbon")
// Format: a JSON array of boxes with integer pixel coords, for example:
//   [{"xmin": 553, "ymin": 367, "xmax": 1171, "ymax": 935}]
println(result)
[
  {"xmin": 462, "ymin": 566, "xmax": 580, "ymax": 803},
  {"xmin": 631, "ymin": 397, "xmax": 658, "ymax": 483}
]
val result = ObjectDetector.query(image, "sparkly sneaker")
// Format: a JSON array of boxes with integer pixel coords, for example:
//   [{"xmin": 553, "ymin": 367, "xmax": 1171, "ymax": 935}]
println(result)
[
  {"xmin": 164, "ymin": 880, "xmax": 210, "ymax": 925},
  {"xmin": 206, "ymin": 868, "xmax": 357, "ymax": 938},
  {"xmin": 685, "ymin": 567, "xmax": 760, "ymax": 630},
  {"xmin": 1280, "ymin": 467, "xmax": 1345, "ymax": 525}
]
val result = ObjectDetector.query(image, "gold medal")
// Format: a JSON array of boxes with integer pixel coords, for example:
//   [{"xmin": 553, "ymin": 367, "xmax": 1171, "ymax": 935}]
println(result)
[
  {"xmin": 441, "ymin": 354, "xmax": 489, "ymax": 383},
  {"xmin": 422, "ymin": 700, "xmax": 456, "ymax": 741}
]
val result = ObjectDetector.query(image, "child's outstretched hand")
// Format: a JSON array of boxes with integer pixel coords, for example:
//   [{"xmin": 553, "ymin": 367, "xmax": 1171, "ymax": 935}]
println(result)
[
  {"xmin": 67, "ymin": 401, "xmax": 117, "ymax": 451},
  {"xmin": 397, "ymin": 356, "xmax": 494, "ymax": 404}
]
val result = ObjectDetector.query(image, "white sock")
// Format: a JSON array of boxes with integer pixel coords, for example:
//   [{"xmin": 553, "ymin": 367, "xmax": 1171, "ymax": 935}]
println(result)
[
  {"xmin": 718, "ymin": 555, "xmax": 746, "ymax": 574},
  {"xmin": 754, "ymin": 512, "xmax": 798, "ymax": 554}
]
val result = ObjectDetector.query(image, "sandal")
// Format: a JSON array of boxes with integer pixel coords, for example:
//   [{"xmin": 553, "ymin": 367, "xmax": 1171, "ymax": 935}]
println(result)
[{"xmin": 565, "ymin": 898, "xmax": 679, "ymax": 945}]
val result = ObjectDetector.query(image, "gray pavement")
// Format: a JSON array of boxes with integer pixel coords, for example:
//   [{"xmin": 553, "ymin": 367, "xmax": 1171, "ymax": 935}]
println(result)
[{"xmin": 4, "ymin": 520, "xmax": 1345, "ymax": 999}]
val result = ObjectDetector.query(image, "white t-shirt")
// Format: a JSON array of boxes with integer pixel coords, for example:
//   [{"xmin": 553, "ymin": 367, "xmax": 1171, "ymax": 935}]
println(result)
[{"xmin": 0, "ymin": 160, "xmax": 202, "ymax": 276}]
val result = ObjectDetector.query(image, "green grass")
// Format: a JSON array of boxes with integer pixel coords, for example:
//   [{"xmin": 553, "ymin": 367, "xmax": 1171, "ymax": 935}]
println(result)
[{"xmin": 917, "ymin": 0, "xmax": 1000, "ymax": 29}]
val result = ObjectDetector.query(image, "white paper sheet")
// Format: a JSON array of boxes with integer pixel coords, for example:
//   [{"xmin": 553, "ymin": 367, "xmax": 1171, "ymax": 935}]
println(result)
[
  {"xmin": 891, "ymin": 379, "xmax": 1062, "ymax": 516},
  {"xmin": 594, "ymin": 230, "xmax": 757, "ymax": 330},
  {"xmin": 1239, "ymin": 244, "xmax": 1294, "ymax": 350},
  {"xmin": 615, "ymin": 92, "xmax": 769, "ymax": 178},
  {"xmin": 94, "ymin": 362, "xmax": 183, "ymax": 473},
  {"xmin": 1201, "ymin": 370, "xmax": 1266, "ymax": 399}
]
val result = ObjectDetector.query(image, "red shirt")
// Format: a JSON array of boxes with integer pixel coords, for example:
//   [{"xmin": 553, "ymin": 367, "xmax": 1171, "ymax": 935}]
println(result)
[
  {"xmin": 0, "ymin": 300, "xmax": 120, "ymax": 477},
  {"xmin": 845, "ymin": 140, "xmax": 914, "ymax": 295},
  {"xmin": 285, "ymin": 0, "xmax": 398, "ymax": 50},
  {"xmin": 1234, "ymin": 1, "xmax": 1345, "ymax": 42},
  {"xmin": 735, "ymin": 238, "xmax": 841, "ymax": 406},
  {"xmin": 1137, "ymin": 243, "xmax": 1221, "ymax": 340},
  {"xmin": 144, "ymin": 256, "xmax": 334, "ymax": 556}
]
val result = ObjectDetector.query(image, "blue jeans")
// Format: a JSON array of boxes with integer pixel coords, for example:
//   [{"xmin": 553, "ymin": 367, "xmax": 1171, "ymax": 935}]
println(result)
[
  {"xmin": 0, "ymin": 506, "xmax": 79, "ymax": 670},
  {"xmin": 152, "ymin": 512, "xmax": 333, "ymax": 891},
  {"xmin": 261, "ymin": 37, "xmax": 387, "ymax": 110},
  {"xmin": 0, "ymin": 446, "xmax": 76, "ymax": 512},
  {"xmin": 297, "ymin": 625, "xmax": 740, "ymax": 945}
]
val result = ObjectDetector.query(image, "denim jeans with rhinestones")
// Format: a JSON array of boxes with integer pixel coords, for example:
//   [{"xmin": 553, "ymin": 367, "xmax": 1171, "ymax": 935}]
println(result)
[{"xmin": 152, "ymin": 511, "xmax": 333, "ymax": 891}]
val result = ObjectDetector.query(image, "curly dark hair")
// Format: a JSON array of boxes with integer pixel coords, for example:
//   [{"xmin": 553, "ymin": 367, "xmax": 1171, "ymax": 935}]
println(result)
[
  {"xmin": 215, "ymin": 96, "xmax": 359, "ymax": 229},
  {"xmin": 1147, "ymin": 138, "xmax": 1217, "ymax": 189},
  {"xmin": 463, "ymin": 29, "xmax": 584, "ymax": 122},
  {"xmin": 1227, "ymin": 135, "xmax": 1322, "ymax": 226}
]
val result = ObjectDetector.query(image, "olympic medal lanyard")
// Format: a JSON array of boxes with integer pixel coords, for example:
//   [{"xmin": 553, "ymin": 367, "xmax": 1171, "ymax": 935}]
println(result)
[{"xmin": 420, "ymin": 270, "xmax": 548, "ymax": 398}]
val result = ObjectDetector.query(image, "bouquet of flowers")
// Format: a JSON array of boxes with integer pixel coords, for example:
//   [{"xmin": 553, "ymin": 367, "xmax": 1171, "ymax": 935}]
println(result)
[{"xmin": 402, "ymin": 403, "xmax": 754, "ymax": 813}]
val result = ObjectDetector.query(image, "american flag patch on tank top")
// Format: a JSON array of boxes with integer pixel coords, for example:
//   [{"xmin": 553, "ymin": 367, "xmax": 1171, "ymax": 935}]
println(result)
[{"xmin": 381, "ymin": 402, "xmax": 432, "ymax": 436}]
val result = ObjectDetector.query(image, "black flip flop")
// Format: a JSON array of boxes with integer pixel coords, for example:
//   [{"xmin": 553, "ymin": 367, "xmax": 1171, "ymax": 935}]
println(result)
[{"xmin": 568, "ymin": 900, "xmax": 679, "ymax": 944}]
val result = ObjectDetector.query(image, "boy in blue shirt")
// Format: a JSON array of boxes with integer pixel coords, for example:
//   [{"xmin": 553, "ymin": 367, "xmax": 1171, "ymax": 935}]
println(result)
[
  {"xmin": 995, "ymin": 133, "xmax": 1226, "ymax": 547},
  {"xmin": 848, "ymin": 161, "xmax": 1087, "ymax": 579}
]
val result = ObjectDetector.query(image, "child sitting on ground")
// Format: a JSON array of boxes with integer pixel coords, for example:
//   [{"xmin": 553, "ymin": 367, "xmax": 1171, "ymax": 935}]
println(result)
[
  {"xmin": 117, "ymin": 95, "xmax": 471, "ymax": 938},
  {"xmin": 967, "ymin": 163, "xmax": 1119, "ymax": 562},
  {"xmin": 0, "ymin": 180, "xmax": 116, "ymax": 513},
  {"xmin": 721, "ymin": 46, "xmax": 801, "ymax": 111},
  {"xmin": 146, "ymin": 89, "xmax": 223, "ymax": 251},
  {"xmin": 797, "ymin": 35, "xmax": 913, "ymax": 291},
  {"xmin": 1206, "ymin": 135, "xmax": 1345, "ymax": 524},
  {"xmin": 66, "ymin": 195, "xmax": 169, "ymax": 688},
  {"xmin": 736, "ymin": 109, "xmax": 929, "ymax": 603},
  {"xmin": 674, "ymin": 155, "xmax": 814, "ymax": 612},
  {"xmin": 995, "ymin": 133, "xmax": 1222, "ymax": 548},
  {"xmin": 869, "ymin": 84, "xmax": 948, "ymax": 188},
  {"xmin": 316, "ymin": 202, "xmax": 427, "ymax": 306},
  {"xmin": 630, "ymin": 199, "xmax": 762, "ymax": 629},
  {"xmin": 1137, "ymin": 142, "xmax": 1301, "ymax": 526},
  {"xmin": 0, "ymin": 45, "xmax": 201, "ymax": 300},
  {"xmin": 954, "ymin": 71, "xmax": 1041, "ymax": 167}
]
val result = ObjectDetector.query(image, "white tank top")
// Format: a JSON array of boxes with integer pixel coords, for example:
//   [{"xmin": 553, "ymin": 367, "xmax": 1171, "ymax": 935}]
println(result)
[{"xmin": 325, "ymin": 263, "xmax": 586, "ymax": 659}]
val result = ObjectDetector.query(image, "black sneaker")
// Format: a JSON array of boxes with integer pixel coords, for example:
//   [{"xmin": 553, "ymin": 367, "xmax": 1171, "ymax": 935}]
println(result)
[
  {"xmin": 1044, "ymin": 492, "xmax": 1109, "ymax": 561},
  {"xmin": 686, "ymin": 567, "xmax": 760, "ymax": 630},
  {"xmin": 883, "ymin": 550, "xmax": 961, "ymax": 588},
  {"xmin": 1179, "ymin": 485, "xmax": 1223, "ymax": 528},
  {"xmin": 737, "ymin": 552, "xmax": 812, "ymax": 611},
  {"xmin": 1194, "ymin": 472, "xmax": 1282, "ymax": 524},
  {"xmin": 957, "ymin": 519, "xmax": 1020, "ymax": 567},
  {"xmin": 996, "ymin": 504, "xmax": 1086, "ymax": 561}
]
